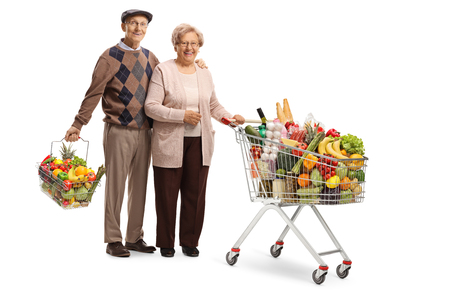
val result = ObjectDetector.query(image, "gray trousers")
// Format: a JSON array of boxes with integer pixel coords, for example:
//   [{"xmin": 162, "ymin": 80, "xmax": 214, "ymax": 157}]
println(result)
[{"xmin": 102, "ymin": 122, "xmax": 152, "ymax": 243}]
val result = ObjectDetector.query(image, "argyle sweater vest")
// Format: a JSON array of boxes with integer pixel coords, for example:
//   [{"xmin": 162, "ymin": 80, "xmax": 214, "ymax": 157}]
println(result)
[{"xmin": 72, "ymin": 45, "xmax": 159, "ymax": 130}]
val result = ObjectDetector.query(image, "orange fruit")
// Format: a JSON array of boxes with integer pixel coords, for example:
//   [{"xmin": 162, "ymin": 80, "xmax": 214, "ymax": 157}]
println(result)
[
  {"xmin": 52, "ymin": 169, "xmax": 62, "ymax": 179},
  {"xmin": 75, "ymin": 166, "xmax": 88, "ymax": 176}
]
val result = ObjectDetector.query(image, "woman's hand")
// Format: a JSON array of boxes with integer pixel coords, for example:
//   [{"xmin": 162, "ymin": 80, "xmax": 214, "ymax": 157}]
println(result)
[
  {"xmin": 184, "ymin": 110, "xmax": 202, "ymax": 126},
  {"xmin": 232, "ymin": 114, "xmax": 245, "ymax": 125}
]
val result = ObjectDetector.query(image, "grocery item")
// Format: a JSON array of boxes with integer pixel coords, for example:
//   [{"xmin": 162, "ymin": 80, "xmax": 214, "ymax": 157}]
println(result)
[
  {"xmin": 310, "ymin": 168, "xmax": 323, "ymax": 187},
  {"xmin": 325, "ymin": 142, "xmax": 347, "ymax": 159},
  {"xmin": 326, "ymin": 128, "xmax": 340, "ymax": 138},
  {"xmin": 284, "ymin": 171, "xmax": 296, "ymax": 200},
  {"xmin": 317, "ymin": 137, "xmax": 332, "ymax": 155},
  {"xmin": 340, "ymin": 134, "xmax": 365, "ymax": 156},
  {"xmin": 277, "ymin": 148, "xmax": 299, "ymax": 171},
  {"xmin": 291, "ymin": 131, "xmax": 325, "ymax": 174},
  {"xmin": 281, "ymin": 138, "xmax": 299, "ymax": 148},
  {"xmin": 283, "ymin": 98, "xmax": 293, "ymax": 123},
  {"xmin": 245, "ymin": 125, "xmax": 262, "ymax": 144},
  {"xmin": 272, "ymin": 178, "xmax": 286, "ymax": 199},
  {"xmin": 303, "ymin": 154, "xmax": 318, "ymax": 170},
  {"xmin": 298, "ymin": 173, "xmax": 310, "ymax": 187},
  {"xmin": 326, "ymin": 175, "xmax": 340, "ymax": 188},
  {"xmin": 276, "ymin": 102, "xmax": 287, "ymax": 125},
  {"xmin": 60, "ymin": 142, "xmax": 76, "ymax": 160}
]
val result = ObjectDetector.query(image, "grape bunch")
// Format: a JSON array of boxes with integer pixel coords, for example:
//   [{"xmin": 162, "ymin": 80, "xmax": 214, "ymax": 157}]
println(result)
[{"xmin": 68, "ymin": 155, "xmax": 87, "ymax": 167}]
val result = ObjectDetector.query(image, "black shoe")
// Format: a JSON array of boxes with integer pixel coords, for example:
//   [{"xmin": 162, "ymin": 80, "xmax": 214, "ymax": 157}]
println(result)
[
  {"xmin": 182, "ymin": 246, "xmax": 199, "ymax": 257},
  {"xmin": 125, "ymin": 239, "xmax": 156, "ymax": 253},
  {"xmin": 106, "ymin": 242, "xmax": 130, "ymax": 257},
  {"xmin": 160, "ymin": 248, "xmax": 175, "ymax": 257}
]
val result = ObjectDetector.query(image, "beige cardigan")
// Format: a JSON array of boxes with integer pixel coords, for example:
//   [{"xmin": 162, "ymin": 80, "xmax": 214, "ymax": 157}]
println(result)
[{"xmin": 144, "ymin": 60, "xmax": 233, "ymax": 168}]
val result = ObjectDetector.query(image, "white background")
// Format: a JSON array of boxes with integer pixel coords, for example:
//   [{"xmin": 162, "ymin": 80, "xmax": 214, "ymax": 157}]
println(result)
[{"xmin": 1, "ymin": 0, "xmax": 449, "ymax": 298}]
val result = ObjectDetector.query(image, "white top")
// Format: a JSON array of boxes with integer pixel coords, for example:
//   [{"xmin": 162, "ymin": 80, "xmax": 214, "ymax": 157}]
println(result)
[{"xmin": 180, "ymin": 72, "xmax": 201, "ymax": 136}]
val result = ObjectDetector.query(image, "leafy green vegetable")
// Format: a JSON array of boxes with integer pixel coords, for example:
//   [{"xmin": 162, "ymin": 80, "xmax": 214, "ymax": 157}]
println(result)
[{"xmin": 340, "ymin": 134, "xmax": 365, "ymax": 155}]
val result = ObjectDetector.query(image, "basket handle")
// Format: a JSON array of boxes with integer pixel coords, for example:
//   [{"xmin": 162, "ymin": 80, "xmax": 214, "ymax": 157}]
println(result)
[{"xmin": 50, "ymin": 137, "xmax": 90, "ymax": 163}]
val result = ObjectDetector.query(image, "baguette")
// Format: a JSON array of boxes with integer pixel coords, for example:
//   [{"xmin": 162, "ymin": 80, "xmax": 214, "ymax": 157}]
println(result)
[
  {"xmin": 283, "ymin": 98, "xmax": 293, "ymax": 122},
  {"xmin": 276, "ymin": 102, "xmax": 287, "ymax": 125}
]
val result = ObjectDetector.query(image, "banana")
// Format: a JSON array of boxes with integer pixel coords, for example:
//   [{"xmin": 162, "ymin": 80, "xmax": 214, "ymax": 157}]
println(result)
[
  {"xmin": 332, "ymin": 140, "xmax": 341, "ymax": 154},
  {"xmin": 318, "ymin": 137, "xmax": 333, "ymax": 155},
  {"xmin": 68, "ymin": 166, "xmax": 88, "ymax": 183},
  {"xmin": 326, "ymin": 142, "xmax": 348, "ymax": 159}
]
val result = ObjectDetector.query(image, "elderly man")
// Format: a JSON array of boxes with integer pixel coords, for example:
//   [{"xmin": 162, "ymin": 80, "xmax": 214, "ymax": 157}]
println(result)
[{"xmin": 65, "ymin": 9, "xmax": 206, "ymax": 257}]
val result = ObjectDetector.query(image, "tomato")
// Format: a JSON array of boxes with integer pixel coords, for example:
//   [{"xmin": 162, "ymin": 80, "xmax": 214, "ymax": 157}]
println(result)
[
  {"xmin": 62, "ymin": 180, "xmax": 72, "ymax": 191},
  {"xmin": 292, "ymin": 142, "xmax": 308, "ymax": 157},
  {"xmin": 87, "ymin": 172, "xmax": 96, "ymax": 182},
  {"xmin": 64, "ymin": 159, "xmax": 72, "ymax": 165},
  {"xmin": 332, "ymin": 160, "xmax": 338, "ymax": 166}
]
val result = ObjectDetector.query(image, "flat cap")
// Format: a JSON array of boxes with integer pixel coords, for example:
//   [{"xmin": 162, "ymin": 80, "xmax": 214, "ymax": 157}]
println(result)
[{"xmin": 121, "ymin": 9, "xmax": 153, "ymax": 23}]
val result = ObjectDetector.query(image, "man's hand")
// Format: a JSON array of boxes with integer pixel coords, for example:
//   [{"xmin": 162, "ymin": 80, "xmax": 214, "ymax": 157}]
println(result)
[
  {"xmin": 184, "ymin": 110, "xmax": 202, "ymax": 126},
  {"xmin": 232, "ymin": 114, "xmax": 245, "ymax": 125},
  {"xmin": 65, "ymin": 126, "xmax": 81, "ymax": 142},
  {"xmin": 195, "ymin": 58, "xmax": 208, "ymax": 69}
]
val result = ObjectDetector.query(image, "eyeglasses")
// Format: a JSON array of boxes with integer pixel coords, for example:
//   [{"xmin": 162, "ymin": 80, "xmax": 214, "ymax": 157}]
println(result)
[
  {"xmin": 179, "ymin": 41, "xmax": 199, "ymax": 48},
  {"xmin": 124, "ymin": 21, "xmax": 148, "ymax": 28}
]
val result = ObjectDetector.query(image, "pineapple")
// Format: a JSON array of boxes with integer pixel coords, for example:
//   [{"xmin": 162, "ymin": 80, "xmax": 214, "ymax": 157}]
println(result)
[
  {"xmin": 304, "ymin": 123, "xmax": 318, "ymax": 144},
  {"xmin": 60, "ymin": 142, "xmax": 76, "ymax": 160}
]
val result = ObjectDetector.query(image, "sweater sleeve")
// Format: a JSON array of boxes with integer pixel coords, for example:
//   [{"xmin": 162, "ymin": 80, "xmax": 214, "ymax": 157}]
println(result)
[
  {"xmin": 72, "ymin": 56, "xmax": 112, "ymax": 130},
  {"xmin": 144, "ymin": 66, "xmax": 185, "ymax": 123}
]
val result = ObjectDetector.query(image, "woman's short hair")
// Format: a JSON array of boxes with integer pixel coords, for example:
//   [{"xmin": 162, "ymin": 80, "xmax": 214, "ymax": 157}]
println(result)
[{"xmin": 171, "ymin": 23, "xmax": 204, "ymax": 47}]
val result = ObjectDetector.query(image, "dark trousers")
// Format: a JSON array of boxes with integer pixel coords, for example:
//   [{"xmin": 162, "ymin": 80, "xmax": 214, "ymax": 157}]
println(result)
[{"xmin": 153, "ymin": 137, "xmax": 210, "ymax": 248}]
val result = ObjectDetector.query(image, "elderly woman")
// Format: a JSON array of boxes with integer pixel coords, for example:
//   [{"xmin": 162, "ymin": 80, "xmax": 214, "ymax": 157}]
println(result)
[{"xmin": 144, "ymin": 23, "xmax": 244, "ymax": 257}]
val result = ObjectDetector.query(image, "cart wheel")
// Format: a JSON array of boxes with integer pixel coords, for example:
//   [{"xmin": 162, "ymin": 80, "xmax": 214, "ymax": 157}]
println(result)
[
  {"xmin": 226, "ymin": 251, "xmax": 238, "ymax": 266},
  {"xmin": 312, "ymin": 269, "xmax": 326, "ymax": 285},
  {"xmin": 336, "ymin": 264, "xmax": 350, "ymax": 279},
  {"xmin": 270, "ymin": 245, "xmax": 282, "ymax": 258}
]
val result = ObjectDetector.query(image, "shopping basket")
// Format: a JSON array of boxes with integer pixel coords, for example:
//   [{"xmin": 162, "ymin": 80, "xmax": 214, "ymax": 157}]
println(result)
[
  {"xmin": 36, "ymin": 138, "xmax": 103, "ymax": 210},
  {"xmin": 221, "ymin": 118, "xmax": 368, "ymax": 284}
]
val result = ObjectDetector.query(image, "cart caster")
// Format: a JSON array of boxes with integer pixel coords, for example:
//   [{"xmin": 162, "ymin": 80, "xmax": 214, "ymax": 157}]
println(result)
[
  {"xmin": 336, "ymin": 261, "xmax": 352, "ymax": 279},
  {"xmin": 226, "ymin": 249, "xmax": 240, "ymax": 266},
  {"xmin": 312, "ymin": 266, "xmax": 328, "ymax": 285},
  {"xmin": 270, "ymin": 241, "xmax": 284, "ymax": 258}
]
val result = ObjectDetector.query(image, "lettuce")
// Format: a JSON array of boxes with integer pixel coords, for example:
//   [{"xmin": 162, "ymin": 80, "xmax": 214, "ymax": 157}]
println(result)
[{"xmin": 341, "ymin": 134, "xmax": 365, "ymax": 155}]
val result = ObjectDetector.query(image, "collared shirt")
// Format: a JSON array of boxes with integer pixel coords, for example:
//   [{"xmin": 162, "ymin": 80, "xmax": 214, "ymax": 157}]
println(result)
[{"xmin": 118, "ymin": 38, "xmax": 141, "ymax": 51}]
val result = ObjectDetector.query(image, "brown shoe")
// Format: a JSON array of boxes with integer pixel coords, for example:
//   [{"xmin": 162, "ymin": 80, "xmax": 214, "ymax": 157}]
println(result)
[
  {"xmin": 125, "ymin": 239, "xmax": 156, "ymax": 253},
  {"xmin": 106, "ymin": 242, "xmax": 130, "ymax": 257}
]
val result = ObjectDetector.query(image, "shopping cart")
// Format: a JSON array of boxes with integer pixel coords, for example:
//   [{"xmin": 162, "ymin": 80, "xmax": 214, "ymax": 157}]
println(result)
[{"xmin": 221, "ymin": 118, "xmax": 368, "ymax": 284}]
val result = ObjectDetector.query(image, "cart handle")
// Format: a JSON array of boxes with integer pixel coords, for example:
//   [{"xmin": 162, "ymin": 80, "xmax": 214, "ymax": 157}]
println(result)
[
  {"xmin": 50, "ymin": 137, "xmax": 90, "ymax": 163},
  {"xmin": 221, "ymin": 117, "xmax": 274, "ymax": 125}
]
